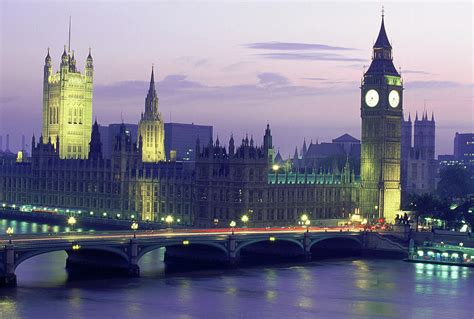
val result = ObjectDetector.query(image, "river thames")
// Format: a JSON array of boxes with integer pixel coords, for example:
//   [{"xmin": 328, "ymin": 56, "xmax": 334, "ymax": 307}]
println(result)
[{"xmin": 1, "ymin": 219, "xmax": 473, "ymax": 319}]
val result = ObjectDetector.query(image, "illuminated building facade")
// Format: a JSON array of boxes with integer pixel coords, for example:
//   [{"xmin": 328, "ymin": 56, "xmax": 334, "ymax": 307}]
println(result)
[
  {"xmin": 0, "ymin": 125, "xmax": 194, "ymax": 226},
  {"xmin": 42, "ymin": 47, "xmax": 93, "ymax": 159},
  {"xmin": 194, "ymin": 126, "xmax": 359, "ymax": 228},
  {"xmin": 138, "ymin": 67, "xmax": 166, "ymax": 163},
  {"xmin": 360, "ymin": 15, "xmax": 402, "ymax": 222}
]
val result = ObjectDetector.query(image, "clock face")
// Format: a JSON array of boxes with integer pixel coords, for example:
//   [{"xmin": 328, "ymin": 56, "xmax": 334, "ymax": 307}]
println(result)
[
  {"xmin": 365, "ymin": 89, "xmax": 379, "ymax": 107},
  {"xmin": 389, "ymin": 90, "xmax": 400, "ymax": 108}
]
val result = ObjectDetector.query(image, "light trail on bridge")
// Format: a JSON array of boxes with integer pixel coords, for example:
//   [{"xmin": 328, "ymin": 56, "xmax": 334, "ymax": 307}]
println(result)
[{"xmin": 1, "ymin": 227, "xmax": 364, "ymax": 246}]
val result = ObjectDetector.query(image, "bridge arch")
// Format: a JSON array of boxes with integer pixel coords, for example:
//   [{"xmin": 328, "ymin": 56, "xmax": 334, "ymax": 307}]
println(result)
[
  {"xmin": 309, "ymin": 235, "xmax": 363, "ymax": 259},
  {"xmin": 13, "ymin": 246, "xmax": 129, "ymax": 271},
  {"xmin": 235, "ymin": 237, "xmax": 304, "ymax": 256},
  {"xmin": 308, "ymin": 235, "xmax": 362, "ymax": 250},
  {"xmin": 137, "ymin": 241, "xmax": 228, "ymax": 262}
]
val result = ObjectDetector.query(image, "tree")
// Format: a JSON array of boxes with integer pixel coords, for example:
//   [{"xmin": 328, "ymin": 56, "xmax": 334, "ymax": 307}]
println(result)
[
  {"xmin": 437, "ymin": 166, "xmax": 474, "ymax": 201},
  {"xmin": 452, "ymin": 198, "xmax": 474, "ymax": 230},
  {"xmin": 406, "ymin": 193, "xmax": 451, "ymax": 230}
]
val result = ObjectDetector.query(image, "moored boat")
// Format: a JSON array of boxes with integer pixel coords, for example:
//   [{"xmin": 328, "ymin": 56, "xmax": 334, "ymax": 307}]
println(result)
[{"xmin": 406, "ymin": 241, "xmax": 474, "ymax": 267}]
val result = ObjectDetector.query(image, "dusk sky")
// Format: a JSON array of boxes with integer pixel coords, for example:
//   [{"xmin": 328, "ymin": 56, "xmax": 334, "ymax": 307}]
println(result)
[{"xmin": 1, "ymin": 1, "xmax": 472, "ymax": 156}]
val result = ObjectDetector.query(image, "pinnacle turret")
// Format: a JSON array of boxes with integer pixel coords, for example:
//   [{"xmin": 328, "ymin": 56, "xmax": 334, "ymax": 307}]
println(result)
[
  {"xmin": 87, "ymin": 48, "xmax": 93, "ymax": 62},
  {"xmin": 45, "ymin": 48, "xmax": 51, "ymax": 64}
]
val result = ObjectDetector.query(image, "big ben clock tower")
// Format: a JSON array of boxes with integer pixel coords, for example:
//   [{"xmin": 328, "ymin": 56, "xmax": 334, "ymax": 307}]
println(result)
[{"xmin": 360, "ymin": 12, "xmax": 402, "ymax": 223}]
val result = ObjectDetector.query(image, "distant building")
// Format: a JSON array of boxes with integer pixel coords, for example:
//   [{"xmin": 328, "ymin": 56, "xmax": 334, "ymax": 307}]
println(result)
[
  {"xmin": 294, "ymin": 134, "xmax": 360, "ymax": 173},
  {"xmin": 454, "ymin": 133, "xmax": 474, "ymax": 169},
  {"xmin": 165, "ymin": 123, "xmax": 213, "ymax": 162},
  {"xmin": 438, "ymin": 155, "xmax": 459, "ymax": 168},
  {"xmin": 401, "ymin": 111, "xmax": 436, "ymax": 196},
  {"xmin": 438, "ymin": 133, "xmax": 474, "ymax": 172},
  {"xmin": 100, "ymin": 124, "xmax": 138, "ymax": 159}
]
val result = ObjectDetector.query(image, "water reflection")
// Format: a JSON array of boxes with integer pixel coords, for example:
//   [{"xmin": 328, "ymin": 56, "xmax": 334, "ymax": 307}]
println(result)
[{"xmin": 0, "ymin": 218, "xmax": 90, "ymax": 235}]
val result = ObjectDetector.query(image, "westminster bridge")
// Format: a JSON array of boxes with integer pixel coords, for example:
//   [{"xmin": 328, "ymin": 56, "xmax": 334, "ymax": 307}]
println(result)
[{"xmin": 0, "ymin": 228, "xmax": 409, "ymax": 287}]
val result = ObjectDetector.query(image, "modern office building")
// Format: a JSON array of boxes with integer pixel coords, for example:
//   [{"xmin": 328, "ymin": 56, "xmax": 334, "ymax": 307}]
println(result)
[
  {"xmin": 165, "ymin": 123, "xmax": 213, "ymax": 162},
  {"xmin": 454, "ymin": 133, "xmax": 474, "ymax": 168}
]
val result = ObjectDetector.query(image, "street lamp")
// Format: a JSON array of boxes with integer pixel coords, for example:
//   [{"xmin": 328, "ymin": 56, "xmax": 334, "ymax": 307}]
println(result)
[
  {"xmin": 272, "ymin": 164, "xmax": 280, "ymax": 172},
  {"xmin": 230, "ymin": 220, "xmax": 236, "ymax": 234},
  {"xmin": 131, "ymin": 222, "xmax": 138, "ymax": 238},
  {"xmin": 301, "ymin": 214, "xmax": 310, "ymax": 232},
  {"xmin": 68, "ymin": 216, "xmax": 77, "ymax": 232},
  {"xmin": 304, "ymin": 219, "xmax": 311, "ymax": 232},
  {"xmin": 6, "ymin": 226, "xmax": 13, "ymax": 244},
  {"xmin": 241, "ymin": 214, "xmax": 249, "ymax": 227},
  {"xmin": 165, "ymin": 215, "xmax": 174, "ymax": 228}
]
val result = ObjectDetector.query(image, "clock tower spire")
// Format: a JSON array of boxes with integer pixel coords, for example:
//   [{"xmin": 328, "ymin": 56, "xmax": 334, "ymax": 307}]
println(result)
[{"xmin": 360, "ymin": 12, "xmax": 403, "ymax": 223}]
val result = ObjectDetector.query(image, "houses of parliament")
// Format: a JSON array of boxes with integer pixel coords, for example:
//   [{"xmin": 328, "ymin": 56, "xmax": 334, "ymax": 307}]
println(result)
[{"xmin": 1, "ymin": 15, "xmax": 412, "ymax": 227}]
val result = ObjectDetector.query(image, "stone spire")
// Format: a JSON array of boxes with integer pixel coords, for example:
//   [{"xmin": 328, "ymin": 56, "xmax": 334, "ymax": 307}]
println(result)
[
  {"xmin": 365, "ymin": 11, "xmax": 398, "ymax": 76},
  {"xmin": 143, "ymin": 65, "xmax": 159, "ymax": 119},
  {"xmin": 374, "ymin": 9, "xmax": 392, "ymax": 49}
]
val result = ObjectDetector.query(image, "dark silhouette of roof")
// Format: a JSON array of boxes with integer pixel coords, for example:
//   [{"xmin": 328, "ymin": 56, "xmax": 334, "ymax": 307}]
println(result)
[
  {"xmin": 374, "ymin": 17, "xmax": 392, "ymax": 49},
  {"xmin": 332, "ymin": 133, "xmax": 360, "ymax": 143},
  {"xmin": 274, "ymin": 151, "xmax": 283, "ymax": 163},
  {"xmin": 365, "ymin": 16, "xmax": 399, "ymax": 77},
  {"xmin": 306, "ymin": 143, "xmax": 345, "ymax": 159}
]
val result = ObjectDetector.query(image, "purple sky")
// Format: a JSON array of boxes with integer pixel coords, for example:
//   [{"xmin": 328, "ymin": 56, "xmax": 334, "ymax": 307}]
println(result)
[{"xmin": 0, "ymin": 1, "xmax": 472, "ymax": 156}]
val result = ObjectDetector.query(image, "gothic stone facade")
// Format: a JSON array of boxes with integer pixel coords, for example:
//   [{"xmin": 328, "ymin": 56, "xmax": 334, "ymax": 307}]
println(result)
[
  {"xmin": 0, "ymin": 126, "xmax": 194, "ymax": 226},
  {"xmin": 42, "ymin": 48, "xmax": 93, "ymax": 159},
  {"xmin": 194, "ymin": 128, "xmax": 360, "ymax": 228}
]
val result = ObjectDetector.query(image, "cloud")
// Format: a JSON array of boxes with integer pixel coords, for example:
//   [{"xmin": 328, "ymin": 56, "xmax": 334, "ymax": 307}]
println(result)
[
  {"xmin": 257, "ymin": 72, "xmax": 289, "ymax": 87},
  {"xmin": 301, "ymin": 77, "xmax": 328, "ymax": 81},
  {"xmin": 337, "ymin": 63, "xmax": 366, "ymax": 70},
  {"xmin": 402, "ymin": 70, "xmax": 433, "ymax": 75},
  {"xmin": 405, "ymin": 81, "xmax": 466, "ymax": 90},
  {"xmin": 255, "ymin": 52, "xmax": 366, "ymax": 62},
  {"xmin": 222, "ymin": 61, "xmax": 251, "ymax": 72},
  {"xmin": 94, "ymin": 72, "xmax": 359, "ymax": 112},
  {"xmin": 194, "ymin": 59, "xmax": 209, "ymax": 67},
  {"xmin": 173, "ymin": 56, "xmax": 210, "ymax": 68},
  {"xmin": 244, "ymin": 42, "xmax": 356, "ymax": 51}
]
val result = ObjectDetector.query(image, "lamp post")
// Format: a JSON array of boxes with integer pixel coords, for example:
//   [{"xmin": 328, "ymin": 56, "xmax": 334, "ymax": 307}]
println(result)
[
  {"xmin": 131, "ymin": 222, "xmax": 138, "ymax": 238},
  {"xmin": 272, "ymin": 164, "xmax": 280, "ymax": 172},
  {"xmin": 301, "ymin": 214, "xmax": 310, "ymax": 232},
  {"xmin": 6, "ymin": 226, "xmax": 13, "ymax": 244},
  {"xmin": 230, "ymin": 220, "xmax": 236, "ymax": 235},
  {"xmin": 165, "ymin": 215, "xmax": 174, "ymax": 228},
  {"xmin": 241, "ymin": 214, "xmax": 249, "ymax": 227},
  {"xmin": 68, "ymin": 216, "xmax": 77, "ymax": 232}
]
